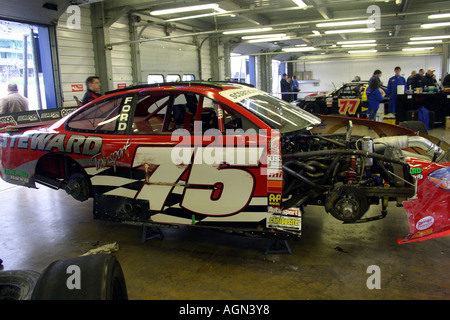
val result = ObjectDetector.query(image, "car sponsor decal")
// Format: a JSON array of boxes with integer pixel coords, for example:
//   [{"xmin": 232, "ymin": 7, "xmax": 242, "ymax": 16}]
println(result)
[
  {"xmin": 0, "ymin": 133, "xmax": 103, "ymax": 156},
  {"xmin": 219, "ymin": 88, "xmax": 262, "ymax": 102}
]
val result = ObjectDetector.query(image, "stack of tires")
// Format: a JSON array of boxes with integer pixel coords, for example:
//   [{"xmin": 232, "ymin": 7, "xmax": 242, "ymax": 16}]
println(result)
[{"xmin": 0, "ymin": 254, "xmax": 127, "ymax": 300}]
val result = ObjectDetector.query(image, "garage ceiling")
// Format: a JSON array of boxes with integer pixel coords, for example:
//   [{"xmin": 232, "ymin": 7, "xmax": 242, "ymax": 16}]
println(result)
[
  {"xmin": 99, "ymin": 0, "xmax": 450, "ymax": 61},
  {"xmin": 1, "ymin": 0, "xmax": 449, "ymax": 61}
]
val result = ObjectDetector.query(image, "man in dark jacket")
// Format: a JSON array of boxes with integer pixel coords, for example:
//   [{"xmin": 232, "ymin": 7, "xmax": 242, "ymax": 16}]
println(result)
[
  {"xmin": 421, "ymin": 68, "xmax": 437, "ymax": 88},
  {"xmin": 280, "ymin": 73, "xmax": 290, "ymax": 102},
  {"xmin": 411, "ymin": 69, "xmax": 424, "ymax": 89},
  {"xmin": 82, "ymin": 76, "xmax": 102, "ymax": 105}
]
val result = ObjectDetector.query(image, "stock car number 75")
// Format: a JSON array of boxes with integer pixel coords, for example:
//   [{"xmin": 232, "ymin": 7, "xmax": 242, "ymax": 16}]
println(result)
[{"xmin": 132, "ymin": 146, "xmax": 265, "ymax": 216}]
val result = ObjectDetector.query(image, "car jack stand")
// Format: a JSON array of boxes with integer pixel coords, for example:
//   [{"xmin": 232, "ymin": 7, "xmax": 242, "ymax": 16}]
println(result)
[
  {"xmin": 265, "ymin": 239, "xmax": 292, "ymax": 254},
  {"xmin": 142, "ymin": 226, "xmax": 164, "ymax": 243}
]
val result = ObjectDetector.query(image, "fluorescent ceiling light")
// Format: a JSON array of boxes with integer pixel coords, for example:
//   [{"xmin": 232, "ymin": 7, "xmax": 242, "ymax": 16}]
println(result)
[
  {"xmin": 317, "ymin": 19, "xmax": 374, "ymax": 27},
  {"xmin": 348, "ymin": 49, "xmax": 377, "ymax": 53},
  {"xmin": 410, "ymin": 35, "xmax": 450, "ymax": 41},
  {"xmin": 282, "ymin": 46, "xmax": 316, "ymax": 52},
  {"xmin": 337, "ymin": 39, "xmax": 376, "ymax": 45},
  {"xmin": 341, "ymin": 43, "xmax": 377, "ymax": 48},
  {"xmin": 421, "ymin": 22, "xmax": 450, "ymax": 28},
  {"xmin": 295, "ymin": 44, "xmax": 308, "ymax": 47},
  {"xmin": 428, "ymin": 13, "xmax": 450, "ymax": 19},
  {"xmin": 325, "ymin": 28, "xmax": 376, "ymax": 34},
  {"xmin": 292, "ymin": 0, "xmax": 308, "ymax": 8},
  {"xmin": 402, "ymin": 47, "xmax": 435, "ymax": 51},
  {"xmin": 248, "ymin": 37, "xmax": 292, "ymax": 43},
  {"xmin": 242, "ymin": 33, "xmax": 287, "ymax": 40},
  {"xmin": 408, "ymin": 40, "xmax": 443, "ymax": 45},
  {"xmin": 223, "ymin": 27, "xmax": 273, "ymax": 35},
  {"xmin": 150, "ymin": 3, "xmax": 219, "ymax": 15},
  {"xmin": 312, "ymin": 30, "xmax": 321, "ymax": 35}
]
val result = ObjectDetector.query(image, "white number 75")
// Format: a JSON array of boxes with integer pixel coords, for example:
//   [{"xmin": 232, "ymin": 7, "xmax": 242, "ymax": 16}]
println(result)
[{"xmin": 132, "ymin": 146, "xmax": 264, "ymax": 216}]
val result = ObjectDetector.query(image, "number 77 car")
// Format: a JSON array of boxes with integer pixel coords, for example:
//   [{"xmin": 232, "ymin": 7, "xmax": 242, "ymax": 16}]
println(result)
[{"xmin": 0, "ymin": 82, "xmax": 448, "ymax": 244}]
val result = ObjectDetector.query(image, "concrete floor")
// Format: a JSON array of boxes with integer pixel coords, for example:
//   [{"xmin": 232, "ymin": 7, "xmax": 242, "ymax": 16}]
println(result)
[{"xmin": 1, "ymin": 127, "xmax": 449, "ymax": 300}]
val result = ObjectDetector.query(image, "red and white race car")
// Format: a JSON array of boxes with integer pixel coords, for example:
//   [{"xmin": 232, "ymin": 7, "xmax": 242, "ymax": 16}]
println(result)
[{"xmin": 0, "ymin": 82, "xmax": 449, "ymax": 244}]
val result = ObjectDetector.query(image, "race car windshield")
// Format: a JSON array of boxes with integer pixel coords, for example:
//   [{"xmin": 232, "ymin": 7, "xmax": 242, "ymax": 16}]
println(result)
[{"xmin": 236, "ymin": 94, "xmax": 321, "ymax": 133}]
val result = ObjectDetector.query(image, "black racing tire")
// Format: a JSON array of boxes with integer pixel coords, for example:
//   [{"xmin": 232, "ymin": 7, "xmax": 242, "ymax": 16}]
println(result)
[
  {"xmin": 303, "ymin": 102, "xmax": 321, "ymax": 114},
  {"xmin": 0, "ymin": 270, "xmax": 40, "ymax": 300},
  {"xmin": 398, "ymin": 121, "xmax": 428, "ymax": 134},
  {"xmin": 31, "ymin": 254, "xmax": 127, "ymax": 300}
]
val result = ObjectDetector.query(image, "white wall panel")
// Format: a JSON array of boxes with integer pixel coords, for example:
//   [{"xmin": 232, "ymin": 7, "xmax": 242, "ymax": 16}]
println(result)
[
  {"xmin": 139, "ymin": 24, "xmax": 200, "ymax": 82},
  {"xmin": 109, "ymin": 16, "xmax": 133, "ymax": 89},
  {"xmin": 57, "ymin": 5, "xmax": 95, "ymax": 107}
]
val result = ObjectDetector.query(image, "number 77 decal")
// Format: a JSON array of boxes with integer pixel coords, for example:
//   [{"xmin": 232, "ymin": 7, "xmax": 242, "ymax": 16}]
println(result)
[
  {"xmin": 338, "ymin": 99, "xmax": 360, "ymax": 115},
  {"xmin": 132, "ymin": 146, "xmax": 265, "ymax": 216}
]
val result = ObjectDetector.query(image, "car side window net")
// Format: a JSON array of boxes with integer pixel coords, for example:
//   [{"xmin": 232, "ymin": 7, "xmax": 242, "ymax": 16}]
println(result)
[{"xmin": 67, "ymin": 97, "xmax": 123, "ymax": 132}]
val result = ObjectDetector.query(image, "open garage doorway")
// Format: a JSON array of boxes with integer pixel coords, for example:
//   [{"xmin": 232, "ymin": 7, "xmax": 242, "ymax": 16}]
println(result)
[{"xmin": 0, "ymin": 20, "xmax": 49, "ymax": 110}]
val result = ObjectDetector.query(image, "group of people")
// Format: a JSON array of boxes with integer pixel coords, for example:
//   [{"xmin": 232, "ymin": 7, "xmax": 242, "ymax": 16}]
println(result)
[
  {"xmin": 280, "ymin": 73, "xmax": 300, "ymax": 102},
  {"xmin": 364, "ymin": 66, "xmax": 450, "ymax": 121},
  {"xmin": 0, "ymin": 76, "xmax": 102, "ymax": 115}
]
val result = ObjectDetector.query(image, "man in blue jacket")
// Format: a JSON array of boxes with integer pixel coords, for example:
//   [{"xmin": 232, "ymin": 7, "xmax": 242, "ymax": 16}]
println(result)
[{"xmin": 386, "ymin": 66, "xmax": 406, "ymax": 114}]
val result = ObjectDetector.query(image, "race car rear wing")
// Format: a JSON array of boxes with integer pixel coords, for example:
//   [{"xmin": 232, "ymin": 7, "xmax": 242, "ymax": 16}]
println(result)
[{"xmin": 0, "ymin": 107, "xmax": 78, "ymax": 132}]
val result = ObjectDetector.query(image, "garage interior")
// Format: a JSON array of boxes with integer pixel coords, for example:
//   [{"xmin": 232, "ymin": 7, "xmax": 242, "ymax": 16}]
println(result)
[{"xmin": 0, "ymin": 0, "xmax": 450, "ymax": 300}]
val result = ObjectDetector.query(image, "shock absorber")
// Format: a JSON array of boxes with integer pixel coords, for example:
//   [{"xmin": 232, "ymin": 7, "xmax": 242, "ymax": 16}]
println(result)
[{"xmin": 346, "ymin": 156, "xmax": 357, "ymax": 184}]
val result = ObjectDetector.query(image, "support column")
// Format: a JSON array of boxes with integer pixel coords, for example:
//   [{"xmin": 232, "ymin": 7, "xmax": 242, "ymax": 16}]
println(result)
[
  {"xmin": 442, "ymin": 43, "xmax": 449, "ymax": 80},
  {"xmin": 128, "ymin": 14, "xmax": 142, "ymax": 85},
  {"xmin": 209, "ymin": 36, "xmax": 220, "ymax": 81},
  {"xmin": 258, "ymin": 54, "xmax": 272, "ymax": 94},
  {"xmin": 91, "ymin": 3, "xmax": 113, "ymax": 93}
]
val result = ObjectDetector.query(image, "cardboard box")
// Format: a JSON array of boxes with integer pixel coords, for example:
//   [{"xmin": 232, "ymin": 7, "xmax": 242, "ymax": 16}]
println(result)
[{"xmin": 445, "ymin": 116, "xmax": 450, "ymax": 130}]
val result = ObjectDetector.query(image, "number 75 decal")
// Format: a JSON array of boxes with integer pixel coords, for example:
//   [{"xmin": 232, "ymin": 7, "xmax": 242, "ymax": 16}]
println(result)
[
  {"xmin": 132, "ymin": 146, "xmax": 265, "ymax": 216},
  {"xmin": 338, "ymin": 98, "xmax": 360, "ymax": 115}
]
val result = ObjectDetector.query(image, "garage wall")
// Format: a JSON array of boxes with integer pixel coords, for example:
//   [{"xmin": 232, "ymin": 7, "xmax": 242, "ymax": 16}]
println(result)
[
  {"xmin": 109, "ymin": 16, "xmax": 133, "ymax": 90},
  {"xmin": 138, "ymin": 24, "xmax": 200, "ymax": 83},
  {"xmin": 56, "ymin": 5, "xmax": 95, "ymax": 107},
  {"xmin": 295, "ymin": 55, "xmax": 442, "ymax": 97}
]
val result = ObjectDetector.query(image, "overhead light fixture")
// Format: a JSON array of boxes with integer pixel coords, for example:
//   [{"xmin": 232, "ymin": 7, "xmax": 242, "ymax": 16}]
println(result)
[
  {"xmin": 341, "ymin": 43, "xmax": 377, "ymax": 48},
  {"xmin": 166, "ymin": 7, "xmax": 231, "ymax": 21},
  {"xmin": 312, "ymin": 30, "xmax": 321, "ymax": 35},
  {"xmin": 402, "ymin": 47, "xmax": 435, "ymax": 51},
  {"xmin": 348, "ymin": 49, "xmax": 377, "ymax": 53},
  {"xmin": 223, "ymin": 27, "xmax": 273, "ymax": 35},
  {"xmin": 242, "ymin": 33, "xmax": 287, "ymax": 40},
  {"xmin": 248, "ymin": 36, "xmax": 292, "ymax": 43},
  {"xmin": 421, "ymin": 22, "xmax": 450, "ymax": 28},
  {"xmin": 282, "ymin": 46, "xmax": 316, "ymax": 52},
  {"xmin": 428, "ymin": 13, "xmax": 450, "ymax": 19},
  {"xmin": 408, "ymin": 40, "xmax": 443, "ymax": 45},
  {"xmin": 325, "ymin": 28, "xmax": 376, "ymax": 34},
  {"xmin": 337, "ymin": 39, "xmax": 376, "ymax": 45},
  {"xmin": 317, "ymin": 19, "xmax": 375, "ymax": 28},
  {"xmin": 295, "ymin": 44, "xmax": 308, "ymax": 47},
  {"xmin": 410, "ymin": 35, "xmax": 450, "ymax": 41},
  {"xmin": 150, "ymin": 3, "xmax": 219, "ymax": 15},
  {"xmin": 292, "ymin": 0, "xmax": 308, "ymax": 8}
]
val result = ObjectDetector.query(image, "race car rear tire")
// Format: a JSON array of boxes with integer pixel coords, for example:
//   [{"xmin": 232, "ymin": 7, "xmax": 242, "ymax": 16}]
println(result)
[
  {"xmin": 0, "ymin": 270, "xmax": 40, "ymax": 300},
  {"xmin": 31, "ymin": 254, "xmax": 127, "ymax": 300},
  {"xmin": 304, "ymin": 102, "xmax": 321, "ymax": 114}
]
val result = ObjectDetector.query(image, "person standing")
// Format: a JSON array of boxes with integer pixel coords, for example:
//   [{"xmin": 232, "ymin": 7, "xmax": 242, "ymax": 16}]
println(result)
[
  {"xmin": 369, "ymin": 69, "xmax": 382, "ymax": 85},
  {"xmin": 366, "ymin": 77, "xmax": 384, "ymax": 121},
  {"xmin": 407, "ymin": 70, "xmax": 416, "ymax": 88},
  {"xmin": 0, "ymin": 83, "xmax": 29, "ymax": 114},
  {"xmin": 421, "ymin": 68, "xmax": 437, "ymax": 88},
  {"xmin": 386, "ymin": 66, "xmax": 406, "ymax": 114},
  {"xmin": 280, "ymin": 73, "xmax": 290, "ymax": 102},
  {"xmin": 82, "ymin": 76, "xmax": 102, "ymax": 105},
  {"xmin": 411, "ymin": 69, "xmax": 424, "ymax": 90}
]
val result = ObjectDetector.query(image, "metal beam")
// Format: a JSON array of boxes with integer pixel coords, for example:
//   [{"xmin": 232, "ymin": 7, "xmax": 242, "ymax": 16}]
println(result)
[{"xmin": 91, "ymin": 2, "xmax": 113, "ymax": 93}]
